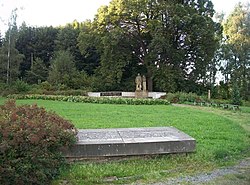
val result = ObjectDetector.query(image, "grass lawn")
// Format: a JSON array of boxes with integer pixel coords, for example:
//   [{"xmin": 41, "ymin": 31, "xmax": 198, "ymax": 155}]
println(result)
[{"xmin": 1, "ymin": 97, "xmax": 250, "ymax": 184}]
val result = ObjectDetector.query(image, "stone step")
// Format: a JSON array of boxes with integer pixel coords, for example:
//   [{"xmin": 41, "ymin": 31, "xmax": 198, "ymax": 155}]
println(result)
[{"xmin": 63, "ymin": 127, "xmax": 196, "ymax": 158}]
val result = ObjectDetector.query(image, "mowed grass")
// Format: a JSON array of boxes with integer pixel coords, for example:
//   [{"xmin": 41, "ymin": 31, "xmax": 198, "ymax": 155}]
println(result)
[{"xmin": 1, "ymin": 98, "xmax": 250, "ymax": 184}]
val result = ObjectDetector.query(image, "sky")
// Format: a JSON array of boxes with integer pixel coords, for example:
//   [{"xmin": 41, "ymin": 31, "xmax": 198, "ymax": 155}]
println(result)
[{"xmin": 0, "ymin": 0, "xmax": 249, "ymax": 34}]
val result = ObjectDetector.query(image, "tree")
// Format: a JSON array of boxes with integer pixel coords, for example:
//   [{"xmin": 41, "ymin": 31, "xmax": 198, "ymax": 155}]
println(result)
[
  {"xmin": 55, "ymin": 21, "xmax": 100, "ymax": 76},
  {"xmin": 222, "ymin": 2, "xmax": 250, "ymax": 100},
  {"xmin": 16, "ymin": 25, "xmax": 59, "ymax": 80},
  {"xmin": 55, "ymin": 23, "xmax": 83, "ymax": 70},
  {"xmin": 147, "ymin": 0, "xmax": 219, "ymax": 92},
  {"xmin": 0, "ymin": 41, "xmax": 23, "ymax": 84},
  {"xmin": 231, "ymin": 83, "xmax": 242, "ymax": 105},
  {"xmin": 0, "ymin": 9, "xmax": 24, "ymax": 84},
  {"xmin": 25, "ymin": 57, "xmax": 48, "ymax": 84},
  {"xmin": 78, "ymin": 0, "xmax": 219, "ymax": 92},
  {"xmin": 0, "ymin": 32, "xmax": 3, "ymax": 47},
  {"xmin": 48, "ymin": 50, "xmax": 92, "ymax": 89},
  {"xmin": 48, "ymin": 50, "xmax": 76, "ymax": 86},
  {"xmin": 16, "ymin": 23, "xmax": 36, "ymax": 78}
]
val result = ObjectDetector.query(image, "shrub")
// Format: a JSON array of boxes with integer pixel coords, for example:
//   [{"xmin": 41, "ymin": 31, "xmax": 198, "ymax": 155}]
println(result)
[
  {"xmin": 166, "ymin": 93, "xmax": 179, "ymax": 103},
  {"xmin": 242, "ymin": 100, "xmax": 250, "ymax": 107},
  {"xmin": 40, "ymin": 81, "xmax": 54, "ymax": 91},
  {"xmin": 0, "ymin": 83, "xmax": 13, "ymax": 97},
  {"xmin": 0, "ymin": 100, "xmax": 77, "ymax": 185},
  {"xmin": 0, "ymin": 82, "xmax": 7, "ymax": 92},
  {"xmin": 166, "ymin": 92, "xmax": 204, "ymax": 103},
  {"xmin": 13, "ymin": 80, "xmax": 31, "ymax": 93},
  {"xmin": 231, "ymin": 84, "xmax": 242, "ymax": 105},
  {"xmin": 51, "ymin": 90, "xmax": 88, "ymax": 96},
  {"xmin": 8, "ymin": 94, "xmax": 171, "ymax": 106}
]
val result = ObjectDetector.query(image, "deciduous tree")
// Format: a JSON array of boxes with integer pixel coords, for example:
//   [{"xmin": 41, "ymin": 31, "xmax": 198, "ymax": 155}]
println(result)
[
  {"xmin": 222, "ymin": 2, "xmax": 250, "ymax": 100},
  {"xmin": 0, "ymin": 10, "xmax": 24, "ymax": 84},
  {"xmin": 78, "ymin": 0, "xmax": 219, "ymax": 92}
]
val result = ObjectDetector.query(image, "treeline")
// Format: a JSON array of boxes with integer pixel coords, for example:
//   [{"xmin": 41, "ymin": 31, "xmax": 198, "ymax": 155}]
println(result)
[
  {"xmin": 0, "ymin": 0, "xmax": 249, "ymax": 100},
  {"xmin": 0, "ymin": 21, "xmax": 96, "ymax": 91}
]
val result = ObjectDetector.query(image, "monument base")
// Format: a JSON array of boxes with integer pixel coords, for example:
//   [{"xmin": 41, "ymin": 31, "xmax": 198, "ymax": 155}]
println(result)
[
  {"xmin": 135, "ymin": 90, "xmax": 148, "ymax": 98},
  {"xmin": 62, "ymin": 127, "xmax": 196, "ymax": 158}
]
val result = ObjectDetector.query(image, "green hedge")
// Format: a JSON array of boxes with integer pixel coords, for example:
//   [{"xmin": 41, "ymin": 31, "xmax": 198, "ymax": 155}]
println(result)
[
  {"xmin": 8, "ymin": 94, "xmax": 171, "ymax": 105},
  {"xmin": 165, "ymin": 92, "xmax": 205, "ymax": 103}
]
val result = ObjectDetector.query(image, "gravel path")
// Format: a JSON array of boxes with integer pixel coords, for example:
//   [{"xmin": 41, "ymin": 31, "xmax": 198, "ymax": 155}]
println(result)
[{"xmin": 145, "ymin": 158, "xmax": 250, "ymax": 185}]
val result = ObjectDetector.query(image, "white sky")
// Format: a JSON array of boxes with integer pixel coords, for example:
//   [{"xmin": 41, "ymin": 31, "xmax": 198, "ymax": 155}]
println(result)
[{"xmin": 0, "ymin": 0, "xmax": 249, "ymax": 34}]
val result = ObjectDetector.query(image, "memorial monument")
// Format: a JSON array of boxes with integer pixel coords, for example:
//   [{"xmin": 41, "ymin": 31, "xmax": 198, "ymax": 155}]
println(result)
[
  {"xmin": 87, "ymin": 73, "xmax": 166, "ymax": 99},
  {"xmin": 135, "ymin": 73, "xmax": 148, "ymax": 98},
  {"xmin": 63, "ymin": 127, "xmax": 196, "ymax": 158}
]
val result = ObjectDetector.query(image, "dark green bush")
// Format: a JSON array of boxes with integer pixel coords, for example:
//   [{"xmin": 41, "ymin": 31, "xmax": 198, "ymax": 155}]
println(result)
[
  {"xmin": 242, "ymin": 100, "xmax": 250, "ymax": 107},
  {"xmin": 0, "ymin": 100, "xmax": 77, "ymax": 185},
  {"xmin": 166, "ymin": 92, "xmax": 204, "ymax": 103},
  {"xmin": 13, "ymin": 80, "xmax": 31, "ymax": 93},
  {"xmin": 39, "ymin": 81, "xmax": 54, "ymax": 91},
  {"xmin": 0, "ymin": 80, "xmax": 31, "ymax": 97},
  {"xmin": 0, "ymin": 82, "xmax": 7, "ymax": 92},
  {"xmin": 165, "ymin": 93, "xmax": 179, "ymax": 103},
  {"xmin": 51, "ymin": 90, "xmax": 88, "ymax": 96},
  {"xmin": 231, "ymin": 84, "xmax": 242, "ymax": 105},
  {"xmin": 0, "ymin": 83, "xmax": 13, "ymax": 97},
  {"xmin": 28, "ymin": 88, "xmax": 88, "ymax": 96}
]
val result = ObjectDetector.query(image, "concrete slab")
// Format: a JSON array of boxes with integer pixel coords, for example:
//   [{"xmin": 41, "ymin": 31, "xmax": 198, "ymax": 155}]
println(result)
[{"xmin": 63, "ymin": 127, "xmax": 196, "ymax": 158}]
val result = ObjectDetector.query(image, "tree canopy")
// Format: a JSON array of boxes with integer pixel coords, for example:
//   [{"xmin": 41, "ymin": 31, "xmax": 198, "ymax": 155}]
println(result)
[
  {"xmin": 222, "ymin": 2, "xmax": 250, "ymax": 100},
  {"xmin": 1, "ymin": 1, "xmax": 249, "ymax": 101},
  {"xmin": 78, "ymin": 0, "xmax": 220, "ymax": 92}
]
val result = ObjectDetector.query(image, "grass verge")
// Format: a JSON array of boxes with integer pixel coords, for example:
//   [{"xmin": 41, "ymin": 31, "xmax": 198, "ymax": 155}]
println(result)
[{"xmin": 0, "ymin": 97, "xmax": 249, "ymax": 184}]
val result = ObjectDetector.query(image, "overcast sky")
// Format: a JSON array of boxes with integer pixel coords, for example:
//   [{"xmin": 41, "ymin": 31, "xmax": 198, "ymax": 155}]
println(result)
[{"xmin": 0, "ymin": 0, "xmax": 248, "ymax": 34}]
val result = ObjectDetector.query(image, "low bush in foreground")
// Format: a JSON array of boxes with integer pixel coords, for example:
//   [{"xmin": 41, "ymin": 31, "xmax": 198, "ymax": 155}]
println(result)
[
  {"xmin": 0, "ymin": 100, "xmax": 77, "ymax": 185},
  {"xmin": 8, "ymin": 94, "xmax": 171, "ymax": 105}
]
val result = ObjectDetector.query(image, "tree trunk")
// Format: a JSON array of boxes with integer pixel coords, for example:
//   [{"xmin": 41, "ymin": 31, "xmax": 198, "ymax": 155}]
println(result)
[
  {"xmin": 147, "ymin": 70, "xmax": 153, "ymax": 92},
  {"xmin": 7, "ymin": 30, "xmax": 11, "ymax": 85}
]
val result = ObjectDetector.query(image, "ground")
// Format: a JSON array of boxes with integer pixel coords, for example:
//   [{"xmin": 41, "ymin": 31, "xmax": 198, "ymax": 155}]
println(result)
[
  {"xmin": 1, "ymin": 97, "xmax": 249, "ymax": 184},
  {"xmin": 145, "ymin": 157, "xmax": 250, "ymax": 185},
  {"xmin": 145, "ymin": 104, "xmax": 250, "ymax": 185}
]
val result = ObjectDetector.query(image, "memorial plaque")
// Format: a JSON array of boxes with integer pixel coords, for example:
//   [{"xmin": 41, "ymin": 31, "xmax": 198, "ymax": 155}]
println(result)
[{"xmin": 63, "ymin": 127, "xmax": 196, "ymax": 158}]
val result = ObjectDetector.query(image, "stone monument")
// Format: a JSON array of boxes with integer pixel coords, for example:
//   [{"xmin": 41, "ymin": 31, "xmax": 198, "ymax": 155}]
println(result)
[
  {"xmin": 62, "ymin": 127, "xmax": 196, "ymax": 158},
  {"xmin": 142, "ymin": 75, "xmax": 147, "ymax": 91},
  {"xmin": 135, "ymin": 73, "xmax": 148, "ymax": 98},
  {"xmin": 135, "ymin": 73, "xmax": 142, "ymax": 91}
]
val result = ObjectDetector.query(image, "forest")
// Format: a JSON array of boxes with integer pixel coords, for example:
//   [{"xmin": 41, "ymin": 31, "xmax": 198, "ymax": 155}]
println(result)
[{"xmin": 0, "ymin": 0, "xmax": 249, "ymax": 101}]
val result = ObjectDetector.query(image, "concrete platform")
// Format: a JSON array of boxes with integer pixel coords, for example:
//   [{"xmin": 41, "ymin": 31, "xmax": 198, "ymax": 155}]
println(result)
[{"xmin": 63, "ymin": 127, "xmax": 196, "ymax": 158}]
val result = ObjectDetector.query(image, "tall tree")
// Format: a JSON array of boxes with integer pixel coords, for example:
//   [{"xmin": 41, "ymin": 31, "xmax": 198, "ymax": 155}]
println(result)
[
  {"xmin": 0, "ymin": 32, "xmax": 3, "ymax": 47},
  {"xmin": 222, "ymin": 2, "xmax": 250, "ymax": 100},
  {"xmin": 55, "ymin": 23, "xmax": 83, "ymax": 70},
  {"xmin": 16, "ymin": 25, "xmax": 59, "ymax": 80},
  {"xmin": 16, "ymin": 23, "xmax": 36, "ymax": 78},
  {"xmin": 48, "ymin": 50, "xmax": 91, "ymax": 89},
  {"xmin": 48, "ymin": 50, "xmax": 76, "ymax": 86},
  {"xmin": 25, "ymin": 57, "xmax": 48, "ymax": 84},
  {"xmin": 55, "ymin": 21, "xmax": 99, "ymax": 75},
  {"xmin": 0, "ymin": 9, "xmax": 24, "ymax": 84},
  {"xmin": 78, "ymin": 0, "xmax": 219, "ymax": 92}
]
